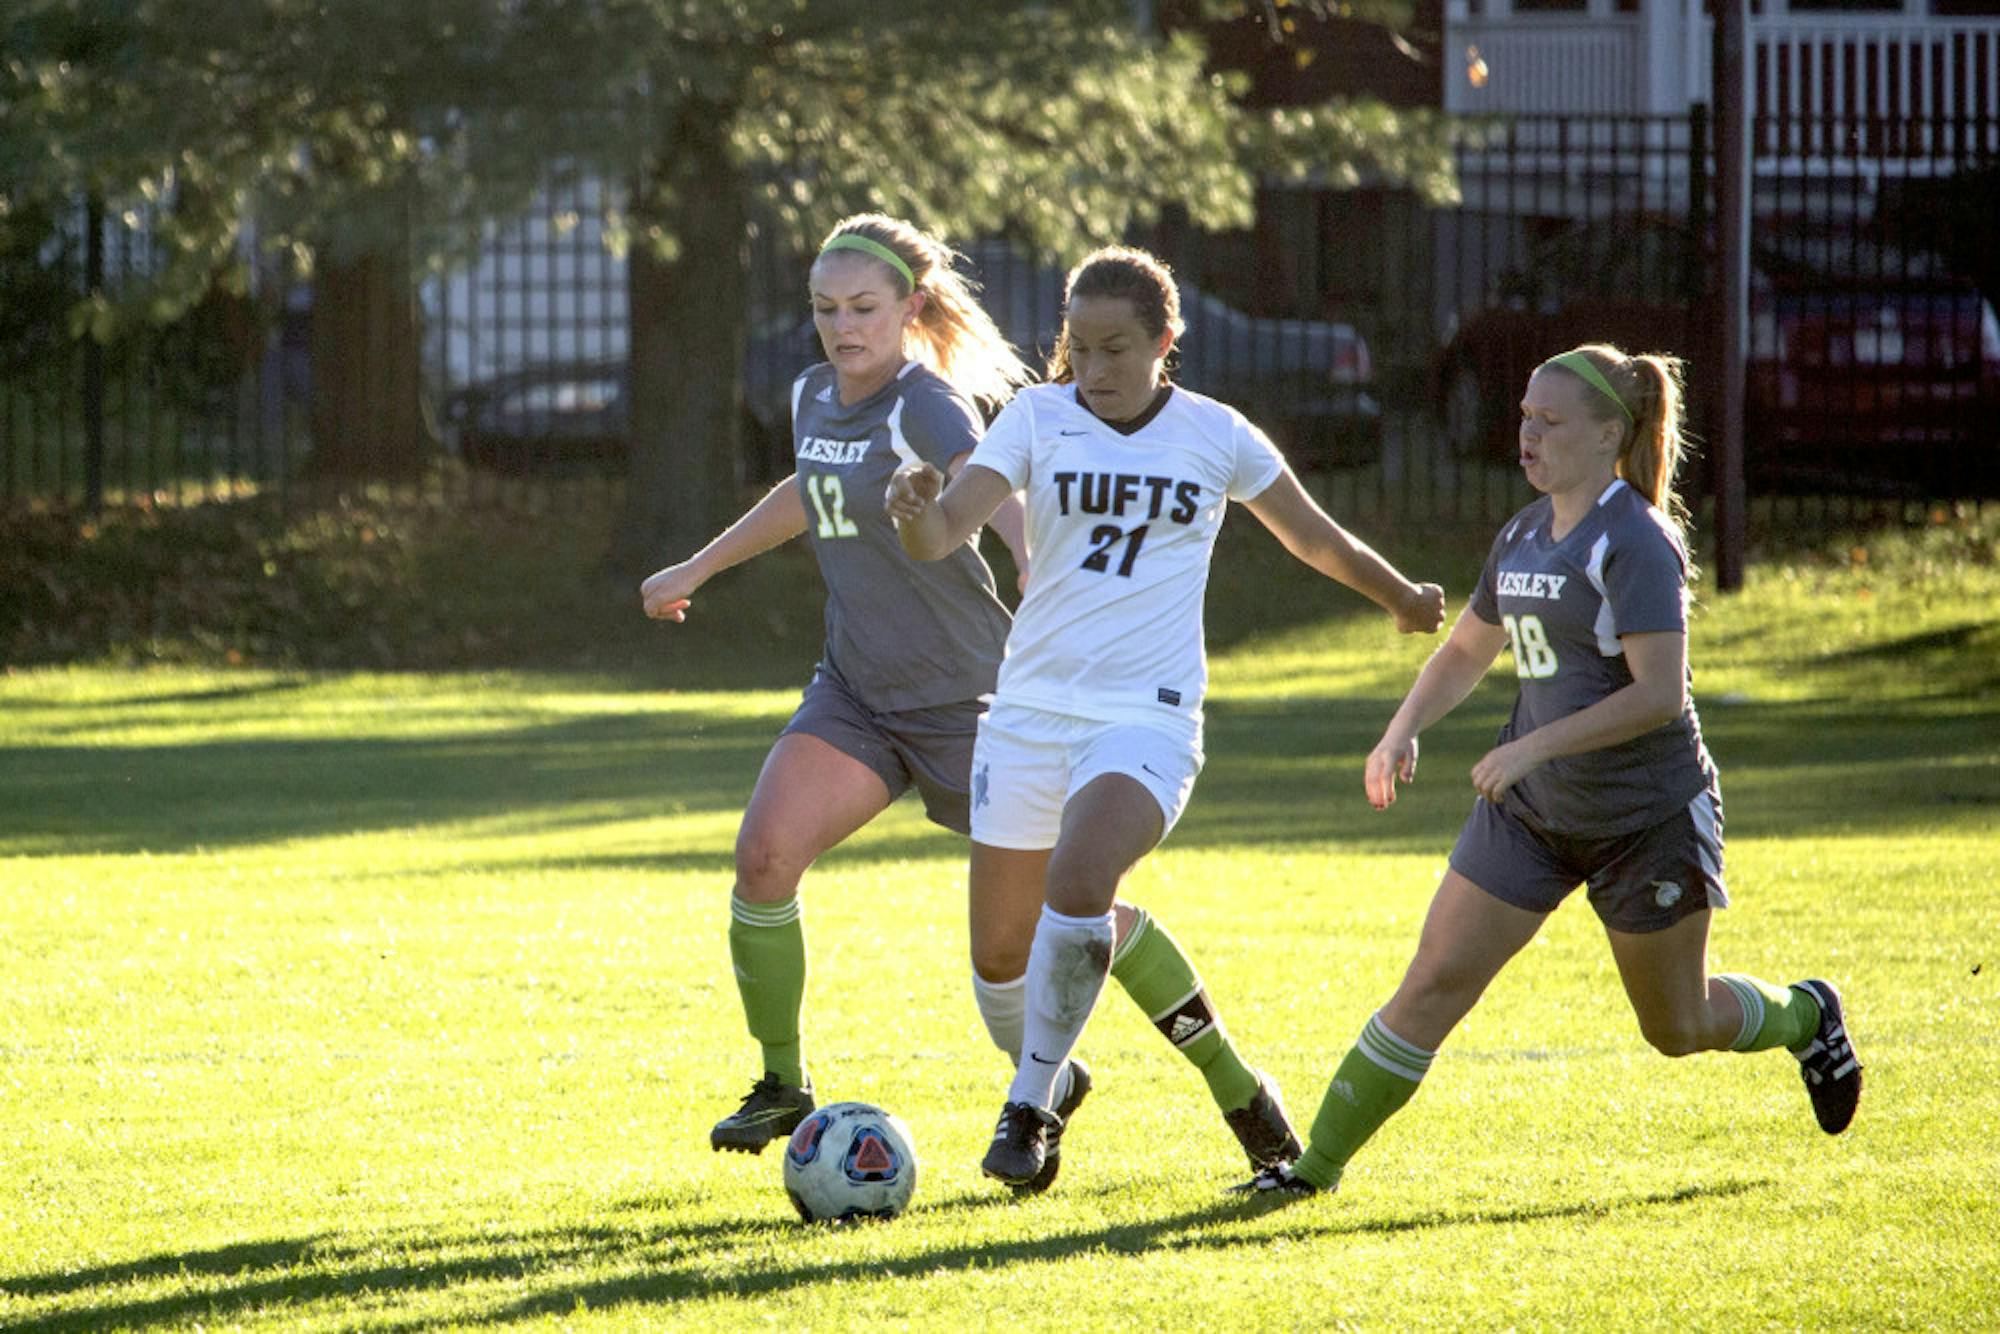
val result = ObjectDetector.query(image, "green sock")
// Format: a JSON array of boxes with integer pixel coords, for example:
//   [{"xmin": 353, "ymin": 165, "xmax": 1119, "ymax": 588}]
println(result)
[
  {"xmin": 1110, "ymin": 907, "xmax": 1261, "ymax": 1113},
  {"xmin": 1295, "ymin": 1013, "xmax": 1434, "ymax": 1189},
  {"xmin": 729, "ymin": 893, "xmax": 807, "ymax": 1086},
  {"xmin": 1714, "ymin": 974, "xmax": 1821, "ymax": 1053}
]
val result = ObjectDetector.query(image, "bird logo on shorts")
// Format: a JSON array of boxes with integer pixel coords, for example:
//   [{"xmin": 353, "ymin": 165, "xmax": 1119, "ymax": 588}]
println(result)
[
  {"xmin": 1652, "ymin": 880, "xmax": 1684, "ymax": 908},
  {"xmin": 973, "ymin": 762, "xmax": 990, "ymax": 811}
]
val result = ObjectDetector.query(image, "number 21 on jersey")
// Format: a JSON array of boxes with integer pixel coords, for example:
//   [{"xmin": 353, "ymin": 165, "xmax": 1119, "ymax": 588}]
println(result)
[
  {"xmin": 804, "ymin": 473, "xmax": 859, "ymax": 538},
  {"xmin": 1081, "ymin": 523, "xmax": 1148, "ymax": 577},
  {"xmin": 1501, "ymin": 613, "xmax": 1558, "ymax": 679}
]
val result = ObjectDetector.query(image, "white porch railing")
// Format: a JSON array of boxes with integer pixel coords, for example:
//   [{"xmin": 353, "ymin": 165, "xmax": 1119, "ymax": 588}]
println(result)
[{"xmin": 1444, "ymin": 4, "xmax": 2000, "ymax": 125}]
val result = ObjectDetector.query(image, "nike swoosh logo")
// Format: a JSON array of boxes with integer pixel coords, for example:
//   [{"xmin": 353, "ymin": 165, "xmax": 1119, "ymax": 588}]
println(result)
[
  {"xmin": 1140, "ymin": 763, "xmax": 1165, "ymax": 780},
  {"xmin": 1058, "ymin": 429, "xmax": 1089, "ymax": 436},
  {"xmin": 1027, "ymin": 1051, "xmax": 1059, "ymax": 1065}
]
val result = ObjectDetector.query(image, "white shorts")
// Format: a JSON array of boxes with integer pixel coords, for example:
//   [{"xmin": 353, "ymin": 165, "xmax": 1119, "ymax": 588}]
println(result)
[{"xmin": 968, "ymin": 701, "xmax": 1204, "ymax": 850}]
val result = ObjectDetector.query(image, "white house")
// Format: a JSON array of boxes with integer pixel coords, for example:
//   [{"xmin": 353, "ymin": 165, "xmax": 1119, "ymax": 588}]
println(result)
[
  {"xmin": 1444, "ymin": 0, "xmax": 2000, "ymax": 131},
  {"xmin": 1437, "ymin": 0, "xmax": 2000, "ymax": 223}
]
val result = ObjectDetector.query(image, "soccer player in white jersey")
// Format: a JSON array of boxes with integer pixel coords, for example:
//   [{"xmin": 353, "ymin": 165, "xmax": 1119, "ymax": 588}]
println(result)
[
  {"xmin": 887, "ymin": 245, "xmax": 1446, "ymax": 1188},
  {"xmin": 642, "ymin": 219, "xmax": 1326, "ymax": 1193},
  {"xmin": 1236, "ymin": 343, "xmax": 1863, "ymax": 1202}
]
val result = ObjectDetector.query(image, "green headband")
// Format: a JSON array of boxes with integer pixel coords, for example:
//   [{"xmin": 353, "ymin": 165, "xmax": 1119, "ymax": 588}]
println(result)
[
  {"xmin": 818, "ymin": 234, "xmax": 915, "ymax": 292},
  {"xmin": 1547, "ymin": 351, "xmax": 1633, "ymax": 423}
]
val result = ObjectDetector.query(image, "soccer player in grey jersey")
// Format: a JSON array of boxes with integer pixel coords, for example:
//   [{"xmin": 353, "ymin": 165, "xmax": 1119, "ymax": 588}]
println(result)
[
  {"xmin": 1238, "ymin": 343, "xmax": 1862, "ymax": 1203},
  {"xmin": 642, "ymin": 216, "xmax": 1315, "ymax": 1192}
]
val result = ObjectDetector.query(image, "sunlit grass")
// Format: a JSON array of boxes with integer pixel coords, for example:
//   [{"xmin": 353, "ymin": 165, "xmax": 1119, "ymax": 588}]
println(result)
[{"xmin": 1, "ymin": 519, "xmax": 1996, "ymax": 1330}]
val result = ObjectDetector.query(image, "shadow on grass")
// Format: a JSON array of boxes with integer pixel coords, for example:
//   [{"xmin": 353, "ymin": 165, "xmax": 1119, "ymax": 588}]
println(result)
[
  {"xmin": 0, "ymin": 1178, "xmax": 1769, "ymax": 1332},
  {"xmin": 0, "ymin": 711, "xmax": 780, "ymax": 858},
  {"xmin": 0, "ymin": 678, "xmax": 317, "ymax": 712},
  {"xmin": 4, "ymin": 683, "xmax": 1994, "ymax": 860},
  {"xmin": 1809, "ymin": 618, "xmax": 1997, "ymax": 668},
  {"xmin": 1186, "ymin": 692, "xmax": 2000, "ymax": 851}
]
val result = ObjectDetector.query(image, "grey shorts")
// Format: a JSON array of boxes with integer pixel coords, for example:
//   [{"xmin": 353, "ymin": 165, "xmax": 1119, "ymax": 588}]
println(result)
[
  {"xmin": 1449, "ymin": 789, "xmax": 1728, "ymax": 934},
  {"xmin": 779, "ymin": 670, "xmax": 983, "ymax": 835}
]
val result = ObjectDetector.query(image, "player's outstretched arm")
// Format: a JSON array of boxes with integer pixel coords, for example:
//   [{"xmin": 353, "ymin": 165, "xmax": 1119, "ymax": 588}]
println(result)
[
  {"xmin": 887, "ymin": 461, "xmax": 1013, "ymax": 562},
  {"xmin": 1244, "ymin": 468, "xmax": 1445, "ymax": 633},
  {"xmin": 639, "ymin": 475, "xmax": 809, "ymax": 622},
  {"xmin": 946, "ymin": 451, "xmax": 1031, "ymax": 590},
  {"xmin": 1366, "ymin": 610, "xmax": 1510, "ymax": 808}
]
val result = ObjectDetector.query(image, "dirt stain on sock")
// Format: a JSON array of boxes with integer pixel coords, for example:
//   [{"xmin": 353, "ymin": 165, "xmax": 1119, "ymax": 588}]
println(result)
[{"xmin": 1049, "ymin": 933, "xmax": 1113, "ymax": 1029}]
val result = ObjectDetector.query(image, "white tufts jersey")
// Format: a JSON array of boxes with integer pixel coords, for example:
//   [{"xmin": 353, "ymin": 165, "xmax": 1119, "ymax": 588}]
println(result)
[{"xmin": 967, "ymin": 382, "xmax": 1285, "ymax": 734}]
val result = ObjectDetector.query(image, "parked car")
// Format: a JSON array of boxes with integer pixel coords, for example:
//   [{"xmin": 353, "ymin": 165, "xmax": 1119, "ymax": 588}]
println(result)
[
  {"xmin": 1436, "ymin": 220, "xmax": 2000, "ymax": 495},
  {"xmin": 743, "ymin": 240, "xmax": 1382, "ymax": 472},
  {"xmin": 447, "ymin": 360, "xmax": 629, "ymax": 472},
  {"xmin": 1745, "ymin": 286, "xmax": 2000, "ymax": 494},
  {"xmin": 447, "ymin": 316, "xmax": 813, "ymax": 476},
  {"xmin": 453, "ymin": 243, "xmax": 1384, "ymax": 476}
]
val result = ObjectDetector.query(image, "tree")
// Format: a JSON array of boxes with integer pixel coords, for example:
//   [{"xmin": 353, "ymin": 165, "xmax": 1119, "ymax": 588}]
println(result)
[
  {"xmin": 562, "ymin": 0, "xmax": 1461, "ymax": 570},
  {"xmin": 2, "ymin": 0, "xmax": 1457, "ymax": 565},
  {"xmin": 3, "ymin": 0, "xmax": 583, "ymax": 476}
]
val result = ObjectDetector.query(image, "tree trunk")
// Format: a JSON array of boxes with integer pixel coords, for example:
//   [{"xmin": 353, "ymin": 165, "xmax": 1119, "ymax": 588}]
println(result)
[
  {"xmin": 308, "ymin": 250, "xmax": 430, "ymax": 480},
  {"xmin": 610, "ymin": 99, "xmax": 748, "ymax": 576}
]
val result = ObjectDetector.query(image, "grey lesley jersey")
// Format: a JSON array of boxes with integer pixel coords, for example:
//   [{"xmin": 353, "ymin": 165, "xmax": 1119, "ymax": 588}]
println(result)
[
  {"xmin": 1469, "ymin": 478, "xmax": 1718, "ymax": 839},
  {"xmin": 790, "ymin": 360, "xmax": 1011, "ymax": 712}
]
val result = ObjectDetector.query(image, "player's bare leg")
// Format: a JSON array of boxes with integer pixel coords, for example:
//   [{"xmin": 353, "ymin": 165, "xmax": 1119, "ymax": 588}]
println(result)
[
  {"xmin": 1608, "ymin": 911, "xmax": 1859, "ymax": 1132},
  {"xmin": 1605, "ymin": 909, "xmax": 1742, "ymax": 1056},
  {"xmin": 1240, "ymin": 872, "xmax": 1543, "ymax": 1200},
  {"xmin": 713, "ymin": 734, "xmax": 891, "ymax": 1153}
]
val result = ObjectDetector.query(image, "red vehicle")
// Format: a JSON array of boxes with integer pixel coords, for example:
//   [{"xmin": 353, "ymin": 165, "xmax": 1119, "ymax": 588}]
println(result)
[
  {"xmin": 1746, "ymin": 287, "xmax": 2000, "ymax": 493},
  {"xmin": 1436, "ymin": 221, "xmax": 2000, "ymax": 496}
]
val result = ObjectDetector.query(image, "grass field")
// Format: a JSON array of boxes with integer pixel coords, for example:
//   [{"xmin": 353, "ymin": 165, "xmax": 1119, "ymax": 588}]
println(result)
[{"xmin": 2, "ymin": 511, "xmax": 1997, "ymax": 1330}]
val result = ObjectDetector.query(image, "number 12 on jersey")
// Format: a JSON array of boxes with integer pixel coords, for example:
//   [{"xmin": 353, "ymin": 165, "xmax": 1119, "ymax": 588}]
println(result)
[
  {"xmin": 804, "ymin": 473, "xmax": 859, "ymax": 539},
  {"xmin": 1501, "ymin": 613, "xmax": 1558, "ymax": 679}
]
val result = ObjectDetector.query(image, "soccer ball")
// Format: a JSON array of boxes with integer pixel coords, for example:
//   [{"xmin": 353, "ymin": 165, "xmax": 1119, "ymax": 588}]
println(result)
[{"xmin": 781, "ymin": 1101, "xmax": 919, "ymax": 1224}]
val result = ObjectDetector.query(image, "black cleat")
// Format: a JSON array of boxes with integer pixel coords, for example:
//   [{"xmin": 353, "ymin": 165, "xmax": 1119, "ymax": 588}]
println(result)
[
  {"xmin": 710, "ymin": 1072, "xmax": 815, "ymax": 1153},
  {"xmin": 1015, "ymin": 1060, "xmax": 1092, "ymax": 1196},
  {"xmin": 1228, "ymin": 1162, "xmax": 1324, "ymax": 1205},
  {"xmin": 981, "ymin": 1099, "xmax": 1063, "ymax": 1186},
  {"xmin": 1222, "ymin": 1071, "xmax": 1304, "ymax": 1169},
  {"xmin": 1790, "ymin": 979, "xmax": 1862, "ymax": 1134}
]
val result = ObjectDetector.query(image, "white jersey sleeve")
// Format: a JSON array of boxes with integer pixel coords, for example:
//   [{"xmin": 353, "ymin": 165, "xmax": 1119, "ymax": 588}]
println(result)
[
  {"xmin": 967, "ymin": 392, "xmax": 1037, "ymax": 489},
  {"xmin": 1227, "ymin": 413, "xmax": 1286, "ymax": 502}
]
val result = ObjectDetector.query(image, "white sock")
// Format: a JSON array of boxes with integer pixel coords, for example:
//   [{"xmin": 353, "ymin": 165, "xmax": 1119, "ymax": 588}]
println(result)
[
  {"xmin": 974, "ymin": 970, "xmax": 1076, "ymax": 1107},
  {"xmin": 972, "ymin": 971, "xmax": 1026, "ymax": 1065},
  {"xmin": 1006, "ymin": 905, "xmax": 1114, "ymax": 1110}
]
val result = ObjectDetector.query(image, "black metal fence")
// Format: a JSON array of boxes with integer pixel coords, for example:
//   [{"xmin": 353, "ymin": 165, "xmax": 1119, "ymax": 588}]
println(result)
[
  {"xmin": 0, "ymin": 196, "xmax": 313, "ymax": 511},
  {"xmin": 6, "ymin": 110, "xmax": 1997, "ymax": 527}
]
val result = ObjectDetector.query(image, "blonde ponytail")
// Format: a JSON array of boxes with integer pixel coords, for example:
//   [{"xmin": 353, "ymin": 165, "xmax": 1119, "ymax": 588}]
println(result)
[
  {"xmin": 817, "ymin": 214, "xmax": 1034, "ymax": 411},
  {"xmin": 1542, "ymin": 343, "xmax": 1692, "ymax": 538}
]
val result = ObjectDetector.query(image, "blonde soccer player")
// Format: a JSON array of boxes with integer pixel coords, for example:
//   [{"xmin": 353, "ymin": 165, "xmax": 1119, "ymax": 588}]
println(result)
[
  {"xmin": 644, "ymin": 219, "xmax": 1318, "ymax": 1193},
  {"xmin": 1235, "ymin": 344, "xmax": 1862, "ymax": 1202}
]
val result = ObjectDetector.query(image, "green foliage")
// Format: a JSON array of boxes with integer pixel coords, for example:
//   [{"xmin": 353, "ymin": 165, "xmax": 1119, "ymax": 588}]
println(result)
[
  {"xmin": 0, "ymin": 493, "xmax": 678, "ymax": 672},
  {"xmin": 0, "ymin": 522, "xmax": 1996, "ymax": 1329},
  {"xmin": 2, "ymin": 0, "xmax": 1458, "ymax": 333},
  {"xmin": 9, "ymin": 492, "xmax": 2000, "ymax": 695},
  {"xmin": 5, "ymin": 0, "xmax": 1464, "ymax": 556}
]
